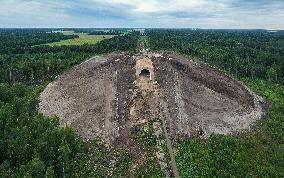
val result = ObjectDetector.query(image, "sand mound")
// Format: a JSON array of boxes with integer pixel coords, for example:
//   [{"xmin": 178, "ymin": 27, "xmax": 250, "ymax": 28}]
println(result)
[{"xmin": 39, "ymin": 52, "xmax": 265, "ymax": 143}]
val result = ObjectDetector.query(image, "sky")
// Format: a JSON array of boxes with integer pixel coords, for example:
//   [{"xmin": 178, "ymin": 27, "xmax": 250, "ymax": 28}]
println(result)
[{"xmin": 0, "ymin": 0, "xmax": 283, "ymax": 29}]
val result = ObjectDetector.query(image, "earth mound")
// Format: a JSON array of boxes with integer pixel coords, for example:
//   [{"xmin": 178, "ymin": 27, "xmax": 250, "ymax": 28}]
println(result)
[{"xmin": 39, "ymin": 52, "xmax": 265, "ymax": 143}]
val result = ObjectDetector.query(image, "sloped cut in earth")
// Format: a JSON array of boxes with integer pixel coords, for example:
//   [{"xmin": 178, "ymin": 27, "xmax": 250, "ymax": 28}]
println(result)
[{"xmin": 39, "ymin": 52, "xmax": 265, "ymax": 143}]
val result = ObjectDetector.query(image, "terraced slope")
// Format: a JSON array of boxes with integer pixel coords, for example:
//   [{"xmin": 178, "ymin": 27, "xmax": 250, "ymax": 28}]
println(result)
[{"xmin": 39, "ymin": 51, "xmax": 265, "ymax": 176}]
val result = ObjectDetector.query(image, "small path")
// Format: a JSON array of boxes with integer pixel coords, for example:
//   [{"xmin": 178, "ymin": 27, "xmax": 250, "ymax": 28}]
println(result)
[
  {"xmin": 138, "ymin": 35, "xmax": 150, "ymax": 52},
  {"xmin": 160, "ymin": 115, "xmax": 180, "ymax": 178},
  {"xmin": 134, "ymin": 40, "xmax": 180, "ymax": 177}
]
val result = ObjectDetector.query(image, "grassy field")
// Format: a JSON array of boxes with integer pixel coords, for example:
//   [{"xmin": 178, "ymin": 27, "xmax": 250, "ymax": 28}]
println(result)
[{"xmin": 47, "ymin": 32, "xmax": 114, "ymax": 46}]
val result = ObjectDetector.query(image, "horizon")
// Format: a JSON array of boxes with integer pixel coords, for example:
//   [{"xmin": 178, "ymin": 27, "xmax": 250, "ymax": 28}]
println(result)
[
  {"xmin": 0, "ymin": 28, "xmax": 283, "ymax": 31},
  {"xmin": 0, "ymin": 0, "xmax": 284, "ymax": 30}
]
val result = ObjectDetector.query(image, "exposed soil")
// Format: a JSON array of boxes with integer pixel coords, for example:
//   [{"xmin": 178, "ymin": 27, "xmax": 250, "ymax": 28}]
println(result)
[{"xmin": 39, "ymin": 51, "xmax": 265, "ymax": 177}]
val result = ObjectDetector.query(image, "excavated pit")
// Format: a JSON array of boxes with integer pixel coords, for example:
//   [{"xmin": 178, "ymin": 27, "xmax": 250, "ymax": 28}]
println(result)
[{"xmin": 39, "ymin": 52, "xmax": 266, "ymax": 144}]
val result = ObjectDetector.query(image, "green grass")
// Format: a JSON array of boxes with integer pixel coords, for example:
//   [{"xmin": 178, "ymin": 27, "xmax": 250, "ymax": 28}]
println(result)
[
  {"xmin": 133, "ymin": 122, "xmax": 157, "ymax": 149},
  {"xmin": 47, "ymin": 32, "xmax": 114, "ymax": 46},
  {"xmin": 133, "ymin": 157, "xmax": 164, "ymax": 178},
  {"xmin": 176, "ymin": 79, "xmax": 284, "ymax": 178},
  {"xmin": 138, "ymin": 36, "xmax": 150, "ymax": 50},
  {"xmin": 112, "ymin": 151, "xmax": 132, "ymax": 177}
]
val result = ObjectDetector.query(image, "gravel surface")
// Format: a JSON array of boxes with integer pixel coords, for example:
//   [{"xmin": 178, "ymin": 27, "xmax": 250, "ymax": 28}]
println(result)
[{"xmin": 39, "ymin": 51, "xmax": 266, "ymax": 142}]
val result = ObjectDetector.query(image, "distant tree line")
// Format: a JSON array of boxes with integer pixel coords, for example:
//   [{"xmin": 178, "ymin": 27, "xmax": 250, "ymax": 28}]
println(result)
[
  {"xmin": 145, "ymin": 29, "xmax": 284, "ymax": 81},
  {"xmin": 72, "ymin": 28, "xmax": 131, "ymax": 35},
  {"xmin": 88, "ymin": 31, "xmax": 121, "ymax": 35},
  {"xmin": 0, "ymin": 32, "xmax": 78, "ymax": 54},
  {"xmin": 0, "ymin": 32, "xmax": 139, "ymax": 84}
]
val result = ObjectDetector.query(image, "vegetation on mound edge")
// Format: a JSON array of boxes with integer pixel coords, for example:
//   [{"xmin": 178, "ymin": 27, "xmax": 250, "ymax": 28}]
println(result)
[
  {"xmin": 176, "ymin": 79, "xmax": 284, "ymax": 177},
  {"xmin": 145, "ymin": 29, "xmax": 283, "ymax": 177}
]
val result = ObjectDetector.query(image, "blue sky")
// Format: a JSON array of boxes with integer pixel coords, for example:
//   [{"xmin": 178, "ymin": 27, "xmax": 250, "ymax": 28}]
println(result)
[{"xmin": 0, "ymin": 0, "xmax": 283, "ymax": 29}]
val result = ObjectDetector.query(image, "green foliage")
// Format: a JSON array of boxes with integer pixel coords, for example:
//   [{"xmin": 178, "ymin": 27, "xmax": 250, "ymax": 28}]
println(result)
[
  {"xmin": 243, "ymin": 79, "xmax": 284, "ymax": 143},
  {"xmin": 0, "ymin": 31, "xmax": 78, "ymax": 54},
  {"xmin": 1, "ymin": 29, "xmax": 283, "ymax": 177},
  {"xmin": 112, "ymin": 151, "xmax": 132, "ymax": 178},
  {"xmin": 133, "ymin": 158, "xmax": 164, "ymax": 178},
  {"xmin": 138, "ymin": 36, "xmax": 150, "ymax": 50},
  {"xmin": 0, "ymin": 33, "xmax": 139, "ymax": 84},
  {"xmin": 146, "ymin": 29, "xmax": 284, "ymax": 81},
  {"xmin": 47, "ymin": 33, "xmax": 114, "ymax": 46},
  {"xmin": 176, "ymin": 80, "xmax": 284, "ymax": 178},
  {"xmin": 133, "ymin": 122, "xmax": 157, "ymax": 149},
  {"xmin": 45, "ymin": 165, "xmax": 55, "ymax": 178},
  {"xmin": 0, "ymin": 161, "xmax": 12, "ymax": 178},
  {"xmin": 0, "ymin": 29, "xmax": 139, "ymax": 177},
  {"xmin": 146, "ymin": 30, "xmax": 284, "ymax": 177}
]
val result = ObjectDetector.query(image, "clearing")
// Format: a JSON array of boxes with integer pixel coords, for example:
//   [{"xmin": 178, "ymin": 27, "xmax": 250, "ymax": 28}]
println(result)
[{"xmin": 46, "ymin": 31, "xmax": 114, "ymax": 46}]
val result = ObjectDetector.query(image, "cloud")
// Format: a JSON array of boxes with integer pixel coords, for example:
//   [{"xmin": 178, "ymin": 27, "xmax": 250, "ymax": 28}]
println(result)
[
  {"xmin": 0, "ymin": 0, "xmax": 283, "ymax": 29},
  {"xmin": 0, "ymin": 0, "xmax": 72, "ymax": 27}
]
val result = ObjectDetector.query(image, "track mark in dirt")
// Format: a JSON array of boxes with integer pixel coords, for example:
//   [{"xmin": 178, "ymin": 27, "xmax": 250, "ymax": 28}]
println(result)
[
  {"xmin": 39, "ymin": 52, "xmax": 266, "ymax": 177},
  {"xmin": 160, "ymin": 115, "xmax": 180, "ymax": 178},
  {"xmin": 133, "ymin": 57, "xmax": 180, "ymax": 177}
]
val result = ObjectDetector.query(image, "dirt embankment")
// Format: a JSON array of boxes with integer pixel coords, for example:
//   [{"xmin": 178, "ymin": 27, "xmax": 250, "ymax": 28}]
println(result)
[
  {"xmin": 39, "ymin": 51, "xmax": 265, "ymax": 176},
  {"xmin": 39, "ymin": 51, "xmax": 265, "ymax": 141},
  {"xmin": 151, "ymin": 52, "xmax": 265, "ymax": 138}
]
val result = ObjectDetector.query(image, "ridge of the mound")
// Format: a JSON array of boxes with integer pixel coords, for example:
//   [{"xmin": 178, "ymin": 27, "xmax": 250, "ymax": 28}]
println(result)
[{"xmin": 39, "ymin": 51, "xmax": 265, "ymax": 142}]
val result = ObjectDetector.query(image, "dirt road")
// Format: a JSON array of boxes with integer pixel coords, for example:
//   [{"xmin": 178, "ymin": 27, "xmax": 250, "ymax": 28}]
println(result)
[
  {"xmin": 160, "ymin": 114, "xmax": 180, "ymax": 178},
  {"xmin": 133, "ymin": 57, "xmax": 180, "ymax": 177}
]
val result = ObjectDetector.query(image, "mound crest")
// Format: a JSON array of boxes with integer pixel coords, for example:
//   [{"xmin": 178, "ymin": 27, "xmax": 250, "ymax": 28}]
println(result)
[{"xmin": 39, "ymin": 52, "xmax": 265, "ymax": 144}]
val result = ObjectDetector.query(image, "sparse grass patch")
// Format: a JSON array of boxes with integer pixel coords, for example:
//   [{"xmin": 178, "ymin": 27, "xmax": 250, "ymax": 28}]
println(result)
[
  {"xmin": 133, "ymin": 157, "xmax": 164, "ymax": 178},
  {"xmin": 112, "ymin": 151, "xmax": 132, "ymax": 177},
  {"xmin": 133, "ymin": 122, "xmax": 157, "ymax": 149}
]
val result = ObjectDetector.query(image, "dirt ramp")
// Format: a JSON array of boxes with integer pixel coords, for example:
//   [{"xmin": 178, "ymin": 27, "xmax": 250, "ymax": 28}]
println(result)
[
  {"xmin": 150, "ymin": 52, "xmax": 265, "ymax": 138},
  {"xmin": 39, "ymin": 52, "xmax": 265, "ymax": 142},
  {"xmin": 39, "ymin": 53, "xmax": 136, "ymax": 143}
]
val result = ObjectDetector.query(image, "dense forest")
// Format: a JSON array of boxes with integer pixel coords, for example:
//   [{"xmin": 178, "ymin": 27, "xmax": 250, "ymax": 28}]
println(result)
[
  {"xmin": 146, "ymin": 29, "xmax": 284, "ymax": 81},
  {"xmin": 0, "ymin": 29, "xmax": 283, "ymax": 177},
  {"xmin": 0, "ymin": 32, "xmax": 78, "ymax": 54}
]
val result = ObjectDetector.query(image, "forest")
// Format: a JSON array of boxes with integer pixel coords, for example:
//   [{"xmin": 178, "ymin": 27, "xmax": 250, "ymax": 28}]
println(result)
[
  {"xmin": 146, "ymin": 29, "xmax": 284, "ymax": 81},
  {"xmin": 0, "ymin": 29, "xmax": 283, "ymax": 177}
]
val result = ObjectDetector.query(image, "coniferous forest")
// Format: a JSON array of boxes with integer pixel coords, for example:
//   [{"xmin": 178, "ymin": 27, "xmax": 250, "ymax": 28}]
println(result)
[{"xmin": 0, "ymin": 29, "xmax": 283, "ymax": 177}]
